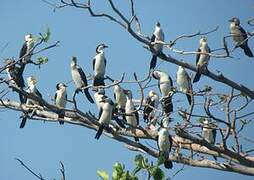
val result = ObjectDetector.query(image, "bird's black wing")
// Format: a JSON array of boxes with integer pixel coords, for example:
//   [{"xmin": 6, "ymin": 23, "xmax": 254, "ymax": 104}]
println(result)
[
  {"xmin": 239, "ymin": 26, "xmax": 248, "ymax": 40},
  {"xmin": 77, "ymin": 66, "xmax": 88, "ymax": 86},
  {"xmin": 65, "ymin": 93, "xmax": 68, "ymax": 101},
  {"xmin": 196, "ymin": 48, "xmax": 201, "ymax": 65},
  {"xmin": 104, "ymin": 57, "xmax": 107, "ymax": 67},
  {"xmin": 35, "ymin": 88, "xmax": 42, "ymax": 98},
  {"xmin": 151, "ymin": 34, "xmax": 156, "ymax": 42},
  {"xmin": 168, "ymin": 75, "xmax": 173, "ymax": 87},
  {"xmin": 92, "ymin": 58, "xmax": 96, "ymax": 71},
  {"xmin": 19, "ymin": 42, "xmax": 27, "ymax": 58},
  {"xmin": 54, "ymin": 92, "xmax": 57, "ymax": 103},
  {"xmin": 135, "ymin": 109, "xmax": 139, "ymax": 126},
  {"xmin": 212, "ymin": 128, "xmax": 217, "ymax": 144},
  {"xmin": 98, "ymin": 108, "xmax": 103, "ymax": 119}
]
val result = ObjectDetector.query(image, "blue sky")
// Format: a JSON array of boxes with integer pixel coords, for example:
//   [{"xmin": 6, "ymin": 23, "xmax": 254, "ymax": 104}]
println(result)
[{"xmin": 0, "ymin": 0, "xmax": 254, "ymax": 179}]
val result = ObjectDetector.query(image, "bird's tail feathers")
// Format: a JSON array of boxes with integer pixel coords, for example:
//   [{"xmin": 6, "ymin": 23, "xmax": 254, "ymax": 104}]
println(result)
[
  {"xmin": 95, "ymin": 124, "xmax": 105, "ymax": 140},
  {"xmin": 83, "ymin": 89, "xmax": 94, "ymax": 103},
  {"xmin": 193, "ymin": 72, "xmax": 201, "ymax": 83},
  {"xmin": 134, "ymin": 137, "xmax": 139, "ymax": 142},
  {"xmin": 19, "ymin": 117, "xmax": 27, "ymax": 128},
  {"xmin": 164, "ymin": 160, "xmax": 173, "ymax": 169},
  {"xmin": 240, "ymin": 44, "xmax": 254, "ymax": 57},
  {"xmin": 186, "ymin": 94, "xmax": 192, "ymax": 105},
  {"xmin": 149, "ymin": 55, "xmax": 157, "ymax": 70},
  {"xmin": 93, "ymin": 76, "xmax": 105, "ymax": 86},
  {"xmin": 113, "ymin": 116, "xmax": 126, "ymax": 128}
]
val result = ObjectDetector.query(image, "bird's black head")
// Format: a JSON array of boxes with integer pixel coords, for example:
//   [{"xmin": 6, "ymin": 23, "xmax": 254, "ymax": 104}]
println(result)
[
  {"xmin": 56, "ymin": 83, "xmax": 67, "ymax": 90},
  {"xmin": 96, "ymin": 43, "xmax": 108, "ymax": 53},
  {"xmin": 152, "ymin": 70, "xmax": 160, "ymax": 79},
  {"xmin": 229, "ymin": 17, "xmax": 240, "ymax": 25},
  {"xmin": 156, "ymin": 22, "xmax": 161, "ymax": 27}
]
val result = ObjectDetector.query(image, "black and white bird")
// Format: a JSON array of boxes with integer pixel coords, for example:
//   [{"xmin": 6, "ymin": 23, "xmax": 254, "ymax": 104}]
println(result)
[
  {"xmin": 202, "ymin": 118, "xmax": 217, "ymax": 160},
  {"xmin": 5, "ymin": 59, "xmax": 25, "ymax": 103},
  {"xmin": 229, "ymin": 17, "xmax": 253, "ymax": 57},
  {"xmin": 124, "ymin": 89, "xmax": 139, "ymax": 142},
  {"xmin": 150, "ymin": 22, "xmax": 165, "ymax": 70},
  {"xmin": 94, "ymin": 96, "xmax": 114, "ymax": 140},
  {"xmin": 202, "ymin": 119, "xmax": 216, "ymax": 145},
  {"xmin": 20, "ymin": 76, "xmax": 43, "ymax": 128},
  {"xmin": 157, "ymin": 126, "xmax": 173, "ymax": 169},
  {"xmin": 193, "ymin": 37, "xmax": 211, "ymax": 83},
  {"xmin": 94, "ymin": 88, "xmax": 125, "ymax": 128},
  {"xmin": 93, "ymin": 43, "xmax": 108, "ymax": 86},
  {"xmin": 70, "ymin": 56, "xmax": 94, "ymax": 103},
  {"xmin": 19, "ymin": 34, "xmax": 34, "ymax": 65},
  {"xmin": 113, "ymin": 81, "xmax": 127, "ymax": 113},
  {"xmin": 176, "ymin": 66, "xmax": 192, "ymax": 105},
  {"xmin": 152, "ymin": 70, "xmax": 173, "ymax": 116},
  {"xmin": 143, "ymin": 90, "xmax": 159, "ymax": 123},
  {"xmin": 55, "ymin": 83, "xmax": 68, "ymax": 124}
]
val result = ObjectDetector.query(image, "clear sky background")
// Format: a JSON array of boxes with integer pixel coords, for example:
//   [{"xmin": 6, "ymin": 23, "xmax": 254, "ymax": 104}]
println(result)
[{"xmin": 0, "ymin": 0, "xmax": 254, "ymax": 179}]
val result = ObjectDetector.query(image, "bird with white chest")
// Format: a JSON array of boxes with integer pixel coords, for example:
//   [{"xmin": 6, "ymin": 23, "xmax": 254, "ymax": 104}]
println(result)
[
  {"xmin": 19, "ymin": 34, "xmax": 34, "ymax": 64},
  {"xmin": 152, "ymin": 70, "xmax": 173, "ymax": 115},
  {"xmin": 124, "ymin": 89, "xmax": 139, "ymax": 142},
  {"xmin": 229, "ymin": 17, "xmax": 253, "ymax": 57},
  {"xmin": 202, "ymin": 118, "xmax": 216, "ymax": 145},
  {"xmin": 176, "ymin": 66, "xmax": 192, "ymax": 105},
  {"xmin": 55, "ymin": 83, "xmax": 68, "ymax": 124},
  {"xmin": 193, "ymin": 37, "xmax": 211, "ymax": 83},
  {"xmin": 20, "ymin": 76, "xmax": 43, "ymax": 128},
  {"xmin": 70, "ymin": 56, "xmax": 94, "ymax": 104},
  {"xmin": 94, "ymin": 96, "xmax": 114, "ymax": 140},
  {"xmin": 93, "ymin": 43, "xmax": 108, "ymax": 86},
  {"xmin": 113, "ymin": 81, "xmax": 127, "ymax": 113},
  {"xmin": 157, "ymin": 120, "xmax": 173, "ymax": 169},
  {"xmin": 149, "ymin": 22, "xmax": 165, "ymax": 70}
]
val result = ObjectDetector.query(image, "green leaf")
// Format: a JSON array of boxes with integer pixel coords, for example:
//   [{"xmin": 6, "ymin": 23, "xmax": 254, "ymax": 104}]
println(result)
[
  {"xmin": 37, "ymin": 57, "xmax": 48, "ymax": 65},
  {"xmin": 112, "ymin": 162, "xmax": 124, "ymax": 180},
  {"xmin": 97, "ymin": 170, "xmax": 109, "ymax": 180},
  {"xmin": 134, "ymin": 154, "xmax": 145, "ymax": 168},
  {"xmin": 132, "ymin": 166, "xmax": 141, "ymax": 176},
  {"xmin": 151, "ymin": 166, "xmax": 165, "ymax": 180},
  {"xmin": 43, "ymin": 27, "xmax": 51, "ymax": 42}
]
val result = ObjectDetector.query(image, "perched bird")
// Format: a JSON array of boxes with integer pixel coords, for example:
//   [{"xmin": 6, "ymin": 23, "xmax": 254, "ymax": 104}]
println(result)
[
  {"xmin": 5, "ymin": 58, "xmax": 25, "ymax": 103},
  {"xmin": 20, "ymin": 76, "xmax": 43, "ymax": 128},
  {"xmin": 193, "ymin": 37, "xmax": 211, "ymax": 83},
  {"xmin": 143, "ymin": 90, "xmax": 159, "ymax": 123},
  {"xmin": 150, "ymin": 22, "xmax": 165, "ymax": 70},
  {"xmin": 19, "ymin": 34, "xmax": 34, "ymax": 64},
  {"xmin": 229, "ymin": 17, "xmax": 253, "ymax": 57},
  {"xmin": 94, "ymin": 88, "xmax": 107, "ymax": 118},
  {"xmin": 157, "ymin": 127, "xmax": 173, "ymax": 169},
  {"xmin": 113, "ymin": 81, "xmax": 127, "ymax": 113},
  {"xmin": 202, "ymin": 119, "xmax": 216, "ymax": 145},
  {"xmin": 202, "ymin": 118, "xmax": 217, "ymax": 160},
  {"xmin": 70, "ymin": 56, "xmax": 94, "ymax": 103},
  {"xmin": 93, "ymin": 43, "xmax": 108, "ymax": 86},
  {"xmin": 94, "ymin": 88, "xmax": 125, "ymax": 128},
  {"xmin": 152, "ymin": 70, "xmax": 173, "ymax": 115},
  {"xmin": 55, "ymin": 83, "xmax": 68, "ymax": 124},
  {"xmin": 176, "ymin": 66, "xmax": 192, "ymax": 105},
  {"xmin": 95, "ymin": 96, "xmax": 114, "ymax": 140},
  {"xmin": 124, "ymin": 89, "xmax": 139, "ymax": 142}
]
